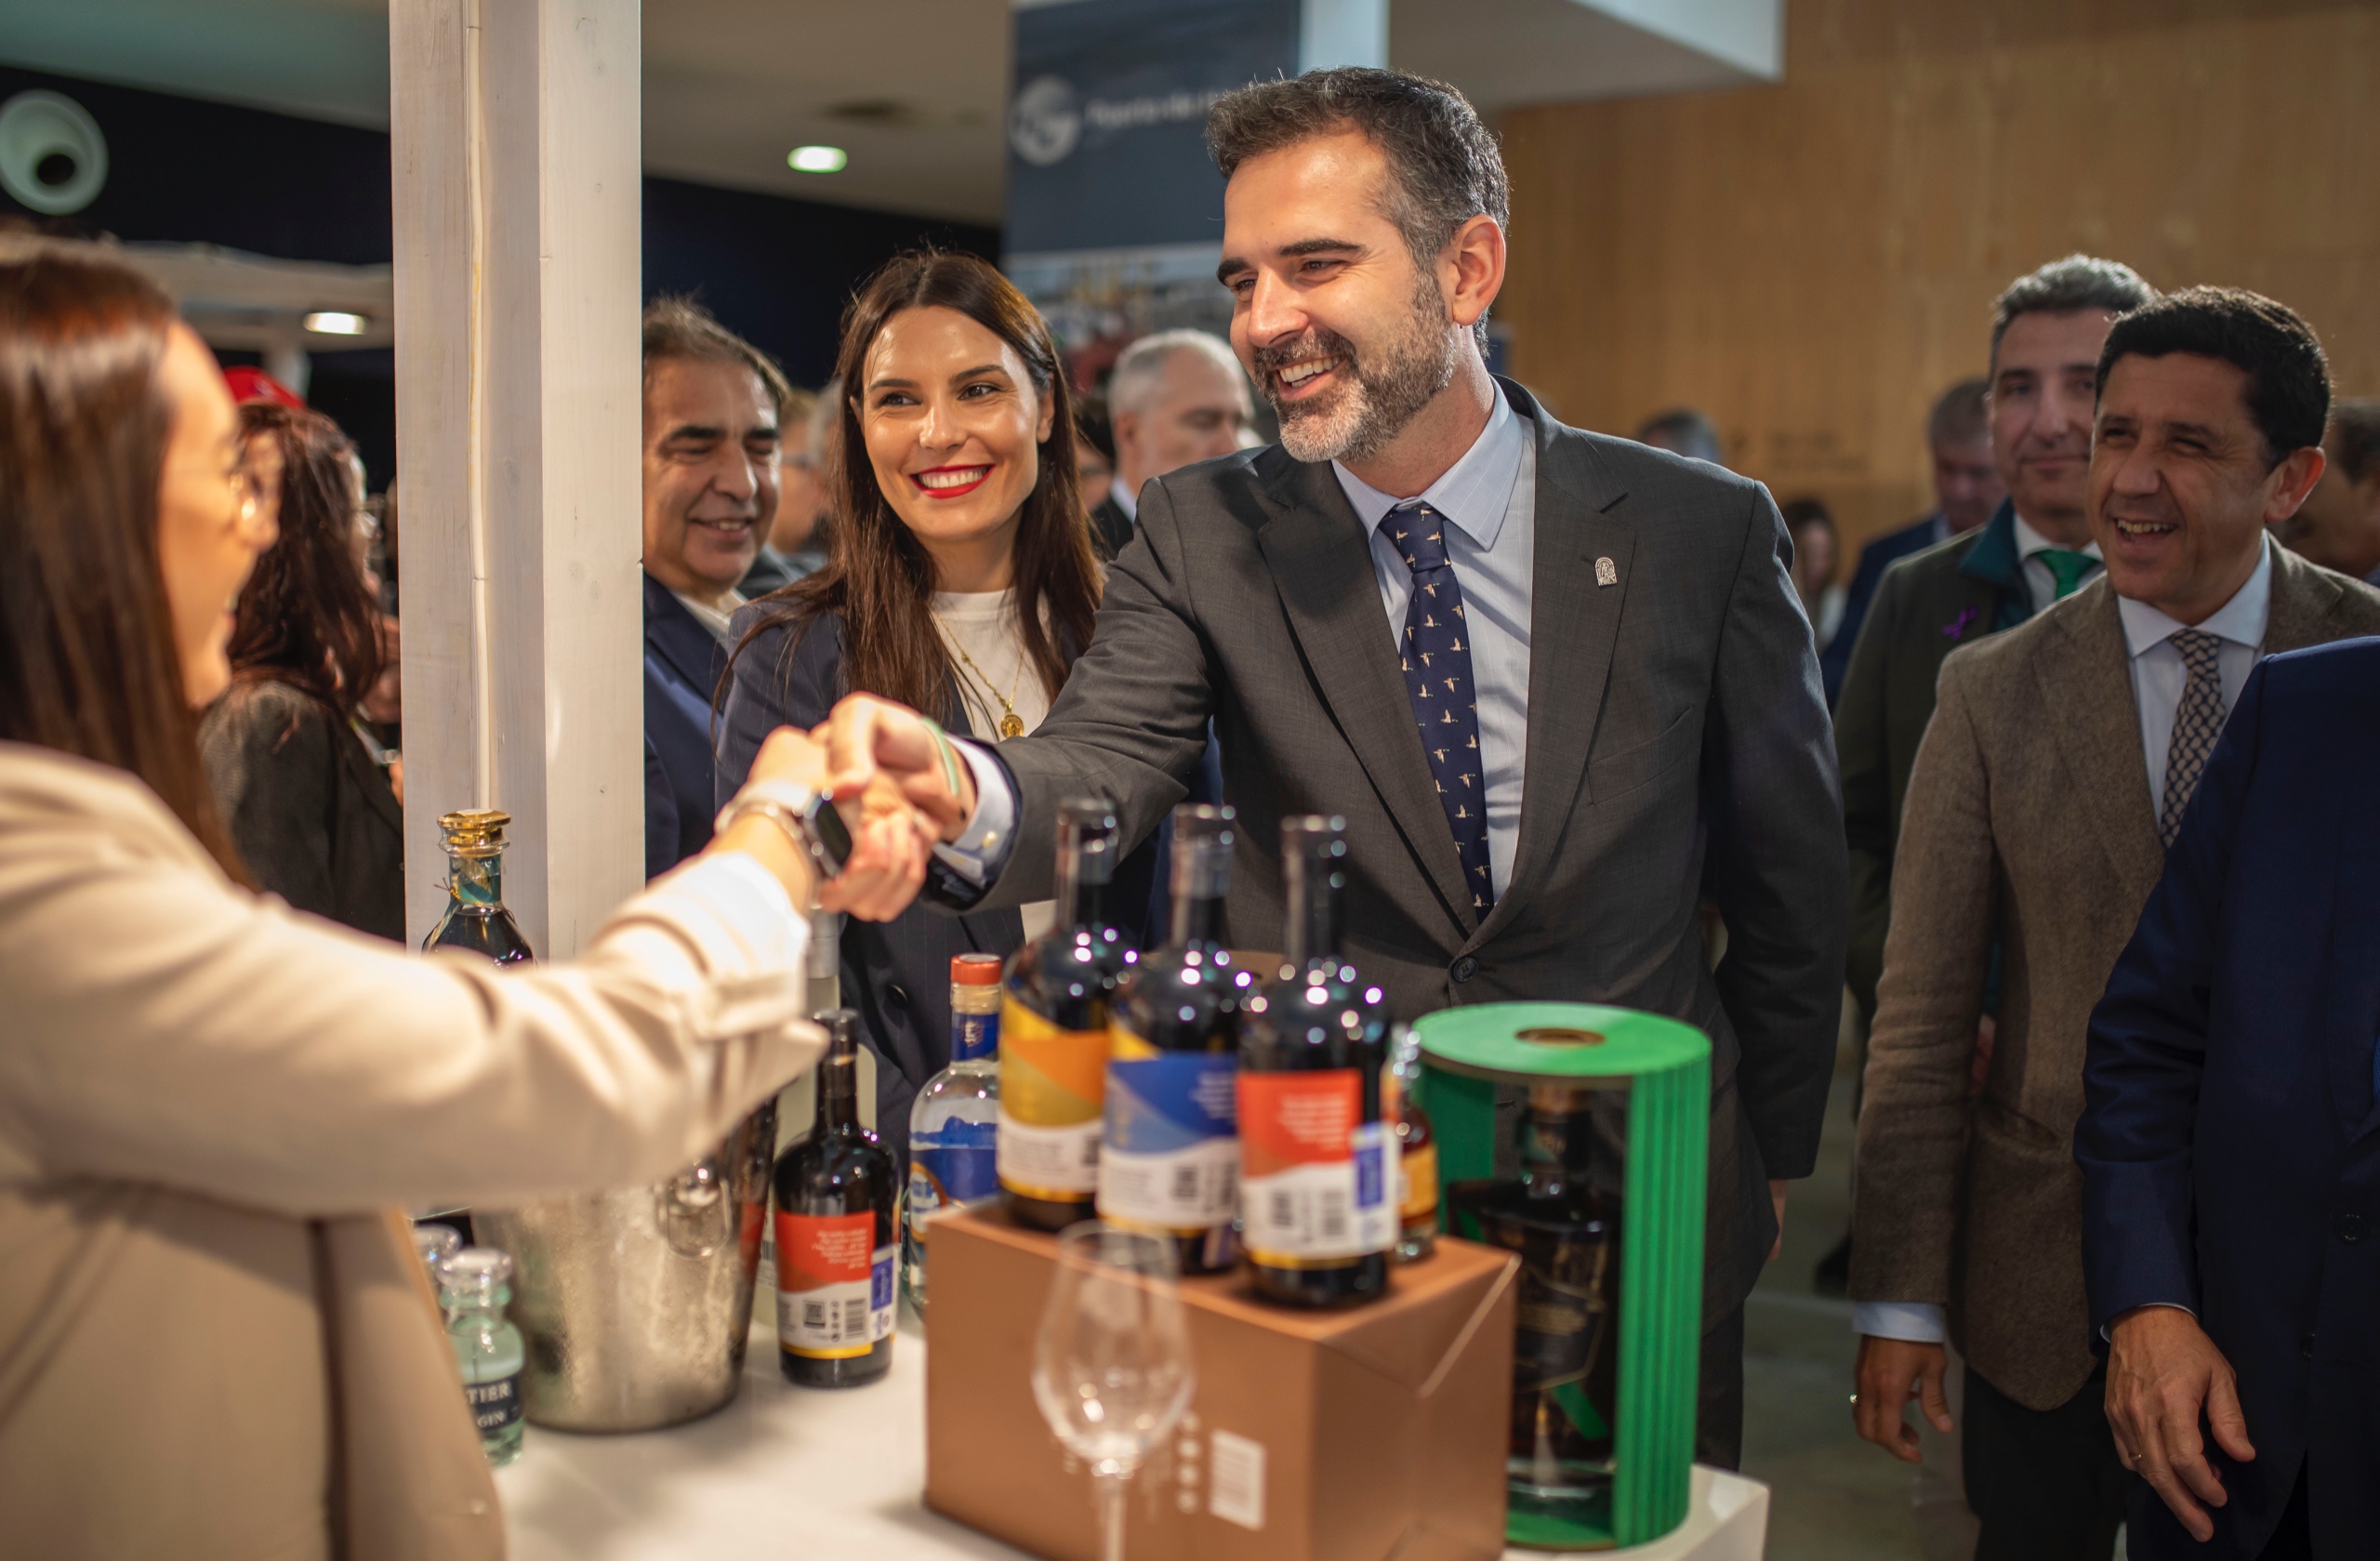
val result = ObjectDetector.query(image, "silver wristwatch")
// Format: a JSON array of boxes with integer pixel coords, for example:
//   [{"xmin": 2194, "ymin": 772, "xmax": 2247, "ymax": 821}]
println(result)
[{"xmin": 715, "ymin": 778, "xmax": 853, "ymax": 879}]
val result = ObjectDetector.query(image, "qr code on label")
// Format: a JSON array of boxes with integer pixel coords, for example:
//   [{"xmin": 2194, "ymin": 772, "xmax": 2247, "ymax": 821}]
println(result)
[{"xmin": 1208, "ymin": 1429, "xmax": 1265, "ymax": 1530}]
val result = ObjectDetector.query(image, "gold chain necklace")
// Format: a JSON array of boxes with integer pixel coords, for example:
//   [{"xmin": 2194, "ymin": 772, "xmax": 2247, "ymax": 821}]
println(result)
[{"xmin": 932, "ymin": 610, "xmax": 1028, "ymax": 739}]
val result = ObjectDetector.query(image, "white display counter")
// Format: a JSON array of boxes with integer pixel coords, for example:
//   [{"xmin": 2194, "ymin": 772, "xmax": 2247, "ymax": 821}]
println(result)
[{"xmin": 497, "ymin": 1320, "xmax": 1768, "ymax": 1560}]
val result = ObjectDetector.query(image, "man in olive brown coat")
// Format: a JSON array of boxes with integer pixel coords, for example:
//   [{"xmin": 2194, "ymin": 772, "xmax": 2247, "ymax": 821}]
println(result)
[{"xmin": 1849, "ymin": 288, "xmax": 2380, "ymax": 1558}]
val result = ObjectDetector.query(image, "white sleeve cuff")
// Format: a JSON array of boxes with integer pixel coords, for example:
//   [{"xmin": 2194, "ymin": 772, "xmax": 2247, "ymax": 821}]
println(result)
[
  {"xmin": 931, "ymin": 739, "xmax": 1018, "ymax": 886},
  {"xmin": 1854, "ymin": 1301, "xmax": 1947, "ymax": 1344},
  {"xmin": 603, "ymin": 851, "xmax": 813, "ymax": 1038}
]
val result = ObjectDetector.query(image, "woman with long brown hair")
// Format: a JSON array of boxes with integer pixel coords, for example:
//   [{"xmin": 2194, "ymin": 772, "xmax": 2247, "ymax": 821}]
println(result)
[
  {"xmin": 199, "ymin": 402, "xmax": 403, "ymax": 937},
  {"xmin": 0, "ymin": 241, "xmax": 922, "ymax": 1557},
  {"xmin": 720, "ymin": 249, "xmax": 1156, "ymax": 1155}
]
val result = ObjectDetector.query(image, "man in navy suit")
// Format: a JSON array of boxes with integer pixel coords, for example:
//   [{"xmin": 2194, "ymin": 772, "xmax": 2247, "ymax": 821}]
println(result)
[
  {"xmin": 639, "ymin": 298, "xmax": 791, "ymax": 877},
  {"xmin": 1818, "ymin": 377, "xmax": 2003, "ymax": 705},
  {"xmin": 2076, "ymin": 311, "xmax": 2371, "ymax": 1554}
]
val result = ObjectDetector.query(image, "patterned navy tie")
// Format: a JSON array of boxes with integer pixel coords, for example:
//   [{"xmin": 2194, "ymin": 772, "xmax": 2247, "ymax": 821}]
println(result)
[{"xmin": 1381, "ymin": 501, "xmax": 1495, "ymax": 918}]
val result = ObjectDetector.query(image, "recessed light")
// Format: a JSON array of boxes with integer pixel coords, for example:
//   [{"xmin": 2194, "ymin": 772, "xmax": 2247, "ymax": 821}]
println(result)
[
  {"xmin": 787, "ymin": 145, "xmax": 848, "ymax": 174},
  {"xmin": 303, "ymin": 311, "xmax": 368, "ymax": 336}
]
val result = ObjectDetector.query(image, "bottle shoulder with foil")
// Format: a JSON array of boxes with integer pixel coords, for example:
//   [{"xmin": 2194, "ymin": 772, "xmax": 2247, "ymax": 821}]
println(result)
[{"xmin": 425, "ymin": 809, "xmax": 533, "ymax": 964}]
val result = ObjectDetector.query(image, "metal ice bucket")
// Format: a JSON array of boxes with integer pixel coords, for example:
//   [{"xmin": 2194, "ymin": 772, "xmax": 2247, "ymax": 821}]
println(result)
[{"xmin": 475, "ymin": 1098, "xmax": 777, "ymax": 1432}]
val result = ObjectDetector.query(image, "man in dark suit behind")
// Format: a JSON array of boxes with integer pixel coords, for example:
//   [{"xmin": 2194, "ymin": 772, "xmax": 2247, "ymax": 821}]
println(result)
[
  {"xmin": 639, "ymin": 298, "xmax": 790, "ymax": 877},
  {"xmin": 819, "ymin": 67, "xmax": 1847, "ymax": 1462},
  {"xmin": 1091, "ymin": 328, "xmax": 1259, "ymax": 559},
  {"xmin": 1818, "ymin": 377, "xmax": 2003, "ymax": 705},
  {"xmin": 1836, "ymin": 256, "xmax": 2155, "ymax": 1036}
]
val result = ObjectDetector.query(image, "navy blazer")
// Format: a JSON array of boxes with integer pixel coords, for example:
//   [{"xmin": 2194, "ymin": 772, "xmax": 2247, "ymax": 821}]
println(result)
[
  {"xmin": 1818, "ymin": 510, "xmax": 1938, "ymax": 706},
  {"xmin": 643, "ymin": 572, "xmax": 726, "ymax": 879},
  {"xmin": 717, "ymin": 604, "xmax": 1168, "ymax": 1162},
  {"xmin": 2078, "ymin": 638, "xmax": 2380, "ymax": 1560}
]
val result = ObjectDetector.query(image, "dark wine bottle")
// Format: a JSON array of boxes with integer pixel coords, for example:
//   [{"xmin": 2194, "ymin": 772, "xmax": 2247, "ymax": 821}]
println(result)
[
  {"xmin": 424, "ymin": 809, "xmax": 534, "ymax": 965},
  {"xmin": 1100, "ymin": 805, "xmax": 1250, "ymax": 1275},
  {"xmin": 775, "ymin": 1011, "xmax": 899, "ymax": 1388},
  {"xmin": 1237, "ymin": 815, "xmax": 1395, "ymax": 1307},
  {"xmin": 1448, "ymin": 1083, "xmax": 1625, "ymax": 1528},
  {"xmin": 998, "ymin": 799, "xmax": 1135, "ymax": 1232}
]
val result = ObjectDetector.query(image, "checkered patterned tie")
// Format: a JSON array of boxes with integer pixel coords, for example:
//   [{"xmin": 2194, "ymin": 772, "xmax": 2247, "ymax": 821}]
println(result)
[
  {"xmin": 1381, "ymin": 501, "xmax": 1495, "ymax": 917},
  {"xmin": 2160, "ymin": 628, "xmax": 2226, "ymax": 847}
]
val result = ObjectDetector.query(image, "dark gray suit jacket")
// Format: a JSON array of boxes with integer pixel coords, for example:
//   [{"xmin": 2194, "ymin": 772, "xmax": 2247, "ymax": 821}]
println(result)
[{"xmin": 937, "ymin": 379, "xmax": 1847, "ymax": 1313}]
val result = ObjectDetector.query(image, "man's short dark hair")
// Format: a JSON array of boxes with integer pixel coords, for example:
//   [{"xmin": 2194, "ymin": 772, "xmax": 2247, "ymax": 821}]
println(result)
[
  {"xmin": 641, "ymin": 296, "xmax": 794, "ymax": 422},
  {"xmin": 1206, "ymin": 67, "xmax": 1507, "ymax": 349},
  {"xmin": 2328, "ymin": 399, "xmax": 2380, "ymax": 486},
  {"xmin": 1926, "ymin": 377, "xmax": 1990, "ymax": 448},
  {"xmin": 2095, "ymin": 286, "xmax": 2332, "ymax": 466},
  {"xmin": 1634, "ymin": 408, "xmax": 1724, "ymax": 466},
  {"xmin": 1990, "ymin": 255, "xmax": 2156, "ymax": 367}
]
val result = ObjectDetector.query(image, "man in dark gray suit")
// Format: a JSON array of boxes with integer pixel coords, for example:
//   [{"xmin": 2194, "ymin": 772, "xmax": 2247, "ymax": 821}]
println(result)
[{"xmin": 822, "ymin": 67, "xmax": 1846, "ymax": 1462}]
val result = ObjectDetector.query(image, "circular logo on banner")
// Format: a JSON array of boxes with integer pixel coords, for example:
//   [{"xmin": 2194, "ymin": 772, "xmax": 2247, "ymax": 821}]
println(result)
[{"xmin": 1009, "ymin": 75, "xmax": 1081, "ymax": 167}]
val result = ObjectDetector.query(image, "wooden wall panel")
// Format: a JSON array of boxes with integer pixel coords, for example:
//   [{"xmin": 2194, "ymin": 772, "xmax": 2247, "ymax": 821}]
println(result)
[{"xmin": 1496, "ymin": 0, "xmax": 2380, "ymax": 551}]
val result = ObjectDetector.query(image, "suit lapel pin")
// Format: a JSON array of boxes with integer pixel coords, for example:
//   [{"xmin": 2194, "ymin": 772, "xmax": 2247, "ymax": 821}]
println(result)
[{"xmin": 1595, "ymin": 556, "xmax": 1619, "ymax": 588}]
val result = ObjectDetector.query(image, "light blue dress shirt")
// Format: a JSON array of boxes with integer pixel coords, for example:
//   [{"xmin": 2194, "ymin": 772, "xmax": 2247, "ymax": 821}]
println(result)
[
  {"xmin": 1330, "ymin": 386, "xmax": 1533, "ymax": 899},
  {"xmin": 940, "ymin": 386, "xmax": 1537, "ymax": 895}
]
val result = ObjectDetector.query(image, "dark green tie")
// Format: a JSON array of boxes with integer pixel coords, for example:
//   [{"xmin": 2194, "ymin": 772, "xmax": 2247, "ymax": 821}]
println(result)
[{"xmin": 2036, "ymin": 549, "xmax": 2096, "ymax": 600}]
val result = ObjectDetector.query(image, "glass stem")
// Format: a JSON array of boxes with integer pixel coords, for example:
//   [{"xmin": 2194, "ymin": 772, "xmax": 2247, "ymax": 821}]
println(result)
[{"xmin": 1095, "ymin": 1469, "xmax": 1130, "ymax": 1561}]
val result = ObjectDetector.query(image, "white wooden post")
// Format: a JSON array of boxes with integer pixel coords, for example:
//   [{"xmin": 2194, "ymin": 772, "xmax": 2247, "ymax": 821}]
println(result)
[{"xmin": 390, "ymin": 0, "xmax": 644, "ymax": 957}]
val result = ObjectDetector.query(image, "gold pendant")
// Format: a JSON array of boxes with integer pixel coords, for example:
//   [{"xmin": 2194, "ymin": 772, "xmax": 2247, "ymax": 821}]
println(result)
[{"xmin": 998, "ymin": 712, "xmax": 1025, "ymax": 740}]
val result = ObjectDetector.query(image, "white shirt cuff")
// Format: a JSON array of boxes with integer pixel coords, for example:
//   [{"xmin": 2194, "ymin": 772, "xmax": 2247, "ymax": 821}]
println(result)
[
  {"xmin": 931, "ymin": 739, "xmax": 1018, "ymax": 886},
  {"xmin": 1854, "ymin": 1301, "xmax": 1947, "ymax": 1344}
]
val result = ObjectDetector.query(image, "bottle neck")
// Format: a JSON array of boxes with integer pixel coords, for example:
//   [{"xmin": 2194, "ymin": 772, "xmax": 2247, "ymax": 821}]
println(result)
[
  {"xmin": 1059, "ymin": 871, "xmax": 1111, "ymax": 937},
  {"xmin": 1282, "ymin": 855, "xmax": 1342, "ymax": 970},
  {"xmin": 446, "ymin": 850, "xmax": 503, "ymax": 908},
  {"xmin": 814, "ymin": 1045, "xmax": 860, "ymax": 1131},
  {"xmin": 444, "ymin": 1285, "xmax": 508, "ymax": 1319},
  {"xmin": 1170, "ymin": 889, "xmax": 1225, "ymax": 948},
  {"xmin": 1520, "ymin": 1090, "xmax": 1608, "ymax": 1201}
]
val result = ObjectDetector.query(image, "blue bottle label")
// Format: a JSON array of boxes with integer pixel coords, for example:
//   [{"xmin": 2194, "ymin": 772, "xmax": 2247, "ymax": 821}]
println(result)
[
  {"xmin": 1098, "ymin": 1047, "xmax": 1239, "ymax": 1230},
  {"xmin": 466, "ymin": 1371, "xmax": 522, "ymax": 1434},
  {"xmin": 910, "ymin": 1120, "xmax": 1000, "ymax": 1214},
  {"xmin": 951, "ymin": 1007, "xmax": 1000, "ymax": 1063}
]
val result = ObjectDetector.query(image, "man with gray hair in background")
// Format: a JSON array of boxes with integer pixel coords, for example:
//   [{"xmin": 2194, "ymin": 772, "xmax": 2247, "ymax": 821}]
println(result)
[{"xmin": 1090, "ymin": 328, "xmax": 1259, "ymax": 557}]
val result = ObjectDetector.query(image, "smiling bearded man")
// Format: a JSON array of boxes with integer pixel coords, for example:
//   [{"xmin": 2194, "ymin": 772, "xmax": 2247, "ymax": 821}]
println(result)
[{"xmin": 809, "ymin": 66, "xmax": 1849, "ymax": 1468}]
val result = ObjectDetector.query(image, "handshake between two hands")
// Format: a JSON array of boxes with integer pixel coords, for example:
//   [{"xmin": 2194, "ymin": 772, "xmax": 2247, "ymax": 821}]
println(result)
[{"xmin": 727, "ymin": 694, "xmax": 983, "ymax": 923}]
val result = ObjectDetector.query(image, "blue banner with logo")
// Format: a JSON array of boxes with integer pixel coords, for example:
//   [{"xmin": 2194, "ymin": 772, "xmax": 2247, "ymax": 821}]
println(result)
[{"xmin": 1007, "ymin": 0, "xmax": 1302, "ymax": 258}]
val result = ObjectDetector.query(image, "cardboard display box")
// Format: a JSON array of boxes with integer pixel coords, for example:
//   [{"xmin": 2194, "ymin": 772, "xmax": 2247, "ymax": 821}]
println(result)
[{"xmin": 924, "ymin": 1208, "xmax": 1518, "ymax": 1561}]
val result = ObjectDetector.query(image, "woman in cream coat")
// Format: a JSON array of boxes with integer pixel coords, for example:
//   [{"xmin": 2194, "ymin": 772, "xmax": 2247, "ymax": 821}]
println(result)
[{"xmin": 0, "ymin": 246, "xmax": 928, "ymax": 1556}]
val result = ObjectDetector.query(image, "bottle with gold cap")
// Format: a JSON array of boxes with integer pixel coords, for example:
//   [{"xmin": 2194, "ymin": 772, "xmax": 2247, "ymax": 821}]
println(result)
[{"xmin": 426, "ymin": 810, "xmax": 534, "ymax": 965}]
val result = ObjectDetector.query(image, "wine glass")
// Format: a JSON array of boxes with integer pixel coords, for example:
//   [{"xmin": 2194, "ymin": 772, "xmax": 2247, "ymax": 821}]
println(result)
[{"xmin": 1031, "ymin": 1222, "xmax": 1197, "ymax": 1561}]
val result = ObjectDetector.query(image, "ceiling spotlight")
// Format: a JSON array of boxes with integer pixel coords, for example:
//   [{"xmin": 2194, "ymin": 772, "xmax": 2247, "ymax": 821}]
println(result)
[
  {"xmin": 787, "ymin": 145, "xmax": 848, "ymax": 174},
  {"xmin": 303, "ymin": 311, "xmax": 369, "ymax": 336}
]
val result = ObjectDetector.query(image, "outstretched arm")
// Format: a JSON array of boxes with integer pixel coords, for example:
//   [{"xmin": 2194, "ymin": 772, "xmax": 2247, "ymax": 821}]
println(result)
[{"xmin": 821, "ymin": 477, "xmax": 1219, "ymax": 915}]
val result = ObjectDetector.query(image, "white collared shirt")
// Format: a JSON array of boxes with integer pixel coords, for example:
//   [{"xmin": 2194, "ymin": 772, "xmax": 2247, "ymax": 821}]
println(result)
[
  {"xmin": 2118, "ymin": 536, "xmax": 2273, "ymax": 821},
  {"xmin": 1109, "ymin": 473, "xmax": 1139, "ymax": 523},
  {"xmin": 1331, "ymin": 386, "xmax": 1534, "ymax": 898},
  {"xmin": 2010, "ymin": 512, "xmax": 2103, "ymax": 614}
]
